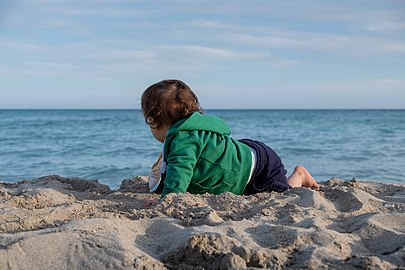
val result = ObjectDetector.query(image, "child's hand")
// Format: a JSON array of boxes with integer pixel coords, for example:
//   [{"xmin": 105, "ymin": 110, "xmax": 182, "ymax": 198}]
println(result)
[{"xmin": 142, "ymin": 198, "xmax": 160, "ymax": 208}]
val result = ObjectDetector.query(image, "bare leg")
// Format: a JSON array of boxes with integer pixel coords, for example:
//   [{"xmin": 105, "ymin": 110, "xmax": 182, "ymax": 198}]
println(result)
[{"xmin": 287, "ymin": 165, "xmax": 320, "ymax": 190}]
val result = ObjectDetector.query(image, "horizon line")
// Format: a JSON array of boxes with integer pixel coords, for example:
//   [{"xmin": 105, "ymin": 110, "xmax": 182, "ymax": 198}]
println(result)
[{"xmin": 1, "ymin": 108, "xmax": 405, "ymax": 111}]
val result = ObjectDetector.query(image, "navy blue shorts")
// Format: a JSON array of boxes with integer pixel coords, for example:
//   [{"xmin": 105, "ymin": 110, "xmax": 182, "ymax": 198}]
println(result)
[{"xmin": 239, "ymin": 139, "xmax": 291, "ymax": 195}]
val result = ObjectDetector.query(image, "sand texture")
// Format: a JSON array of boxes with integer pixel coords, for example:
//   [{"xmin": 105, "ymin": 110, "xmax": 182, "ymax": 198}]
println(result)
[{"xmin": 1, "ymin": 175, "xmax": 404, "ymax": 269}]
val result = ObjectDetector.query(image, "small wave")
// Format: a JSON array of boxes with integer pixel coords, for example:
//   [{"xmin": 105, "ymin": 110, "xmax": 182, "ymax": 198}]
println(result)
[
  {"xmin": 72, "ymin": 165, "xmax": 146, "ymax": 188},
  {"xmin": 279, "ymin": 147, "xmax": 324, "ymax": 155},
  {"xmin": 1, "ymin": 109, "xmax": 404, "ymax": 187}
]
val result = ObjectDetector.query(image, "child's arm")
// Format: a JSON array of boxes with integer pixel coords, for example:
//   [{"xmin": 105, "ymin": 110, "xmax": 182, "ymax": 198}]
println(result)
[{"xmin": 162, "ymin": 132, "xmax": 203, "ymax": 197}]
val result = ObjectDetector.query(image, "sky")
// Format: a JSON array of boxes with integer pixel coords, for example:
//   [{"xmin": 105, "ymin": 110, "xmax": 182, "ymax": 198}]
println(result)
[{"xmin": 0, "ymin": 0, "xmax": 404, "ymax": 109}]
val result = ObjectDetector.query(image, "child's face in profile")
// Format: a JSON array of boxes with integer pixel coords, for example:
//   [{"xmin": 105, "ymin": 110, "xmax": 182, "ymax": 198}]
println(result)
[{"xmin": 150, "ymin": 124, "xmax": 169, "ymax": 143}]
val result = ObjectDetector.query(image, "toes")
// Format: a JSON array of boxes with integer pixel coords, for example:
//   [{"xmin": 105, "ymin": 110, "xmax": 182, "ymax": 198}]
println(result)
[{"xmin": 311, "ymin": 182, "xmax": 321, "ymax": 191}]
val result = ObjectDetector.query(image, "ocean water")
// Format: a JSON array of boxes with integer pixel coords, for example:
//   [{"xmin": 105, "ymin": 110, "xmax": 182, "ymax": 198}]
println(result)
[{"xmin": 0, "ymin": 109, "xmax": 404, "ymax": 189}]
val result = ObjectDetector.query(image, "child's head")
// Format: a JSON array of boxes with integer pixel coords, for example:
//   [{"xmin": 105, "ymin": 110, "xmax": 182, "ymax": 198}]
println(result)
[{"xmin": 141, "ymin": 79, "xmax": 202, "ymax": 128}]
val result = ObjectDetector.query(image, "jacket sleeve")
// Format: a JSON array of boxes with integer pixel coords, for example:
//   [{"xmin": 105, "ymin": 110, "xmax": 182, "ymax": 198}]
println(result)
[{"xmin": 162, "ymin": 131, "xmax": 203, "ymax": 197}]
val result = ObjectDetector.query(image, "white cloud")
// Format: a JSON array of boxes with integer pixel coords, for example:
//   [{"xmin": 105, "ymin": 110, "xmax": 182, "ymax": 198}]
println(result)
[
  {"xmin": 223, "ymin": 31, "xmax": 405, "ymax": 56},
  {"xmin": 189, "ymin": 20, "xmax": 235, "ymax": 30},
  {"xmin": 85, "ymin": 50, "xmax": 156, "ymax": 61},
  {"xmin": 159, "ymin": 45, "xmax": 235, "ymax": 58},
  {"xmin": 0, "ymin": 39, "xmax": 50, "ymax": 52},
  {"xmin": 155, "ymin": 44, "xmax": 300, "ymax": 68},
  {"xmin": 366, "ymin": 22, "xmax": 405, "ymax": 32},
  {"xmin": 1, "ymin": 0, "xmax": 404, "ymax": 108},
  {"xmin": 24, "ymin": 61, "xmax": 74, "ymax": 69},
  {"xmin": 201, "ymin": 78, "xmax": 405, "ymax": 109},
  {"xmin": 42, "ymin": 7, "xmax": 142, "ymax": 17}
]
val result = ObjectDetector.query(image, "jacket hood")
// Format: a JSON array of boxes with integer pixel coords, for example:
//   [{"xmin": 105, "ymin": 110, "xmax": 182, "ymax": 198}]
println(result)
[{"xmin": 167, "ymin": 112, "xmax": 231, "ymax": 137}]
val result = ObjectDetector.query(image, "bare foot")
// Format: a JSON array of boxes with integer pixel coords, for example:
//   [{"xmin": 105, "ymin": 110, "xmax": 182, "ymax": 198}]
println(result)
[
  {"xmin": 296, "ymin": 165, "xmax": 320, "ymax": 190},
  {"xmin": 288, "ymin": 165, "xmax": 320, "ymax": 190}
]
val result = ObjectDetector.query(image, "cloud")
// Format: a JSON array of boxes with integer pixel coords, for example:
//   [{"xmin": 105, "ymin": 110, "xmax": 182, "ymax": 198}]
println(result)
[
  {"xmin": 86, "ymin": 50, "xmax": 156, "ymax": 61},
  {"xmin": 366, "ymin": 22, "xmax": 405, "ymax": 33},
  {"xmin": 25, "ymin": 61, "xmax": 74, "ymax": 69},
  {"xmin": 159, "ymin": 45, "xmax": 236, "ymax": 59},
  {"xmin": 200, "ymin": 78, "xmax": 405, "ymax": 109},
  {"xmin": 189, "ymin": 20, "xmax": 236, "ymax": 30},
  {"xmin": 1, "ymin": 0, "xmax": 404, "ymax": 109},
  {"xmin": 42, "ymin": 7, "xmax": 142, "ymax": 17},
  {"xmin": 155, "ymin": 45, "xmax": 301, "ymax": 69},
  {"xmin": 0, "ymin": 39, "xmax": 49, "ymax": 51},
  {"xmin": 223, "ymin": 31, "xmax": 405, "ymax": 56}
]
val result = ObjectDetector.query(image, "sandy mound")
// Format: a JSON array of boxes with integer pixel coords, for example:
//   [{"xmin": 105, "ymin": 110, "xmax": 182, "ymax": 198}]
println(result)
[{"xmin": 0, "ymin": 175, "xmax": 404, "ymax": 269}]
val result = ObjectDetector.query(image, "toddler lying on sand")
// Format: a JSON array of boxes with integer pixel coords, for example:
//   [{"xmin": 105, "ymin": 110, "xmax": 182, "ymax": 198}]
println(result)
[{"xmin": 140, "ymin": 80, "xmax": 319, "ymax": 207}]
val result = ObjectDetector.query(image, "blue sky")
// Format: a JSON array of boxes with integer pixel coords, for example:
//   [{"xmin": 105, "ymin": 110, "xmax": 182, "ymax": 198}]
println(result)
[{"xmin": 1, "ymin": 0, "xmax": 404, "ymax": 109}]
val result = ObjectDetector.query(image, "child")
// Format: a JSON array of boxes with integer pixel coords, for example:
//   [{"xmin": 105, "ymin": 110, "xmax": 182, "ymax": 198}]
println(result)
[{"xmin": 141, "ymin": 79, "xmax": 319, "ymax": 206}]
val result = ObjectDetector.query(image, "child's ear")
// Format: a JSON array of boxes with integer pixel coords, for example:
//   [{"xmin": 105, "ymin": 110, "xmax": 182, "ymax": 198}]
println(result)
[{"xmin": 146, "ymin": 116, "xmax": 154, "ymax": 124}]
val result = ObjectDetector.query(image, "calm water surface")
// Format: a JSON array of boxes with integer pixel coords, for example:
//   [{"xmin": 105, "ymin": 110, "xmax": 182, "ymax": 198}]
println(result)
[{"xmin": 0, "ymin": 109, "xmax": 404, "ymax": 188}]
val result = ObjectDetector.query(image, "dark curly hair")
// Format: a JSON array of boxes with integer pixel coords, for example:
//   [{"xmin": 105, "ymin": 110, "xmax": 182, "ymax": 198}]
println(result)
[{"xmin": 141, "ymin": 80, "xmax": 203, "ymax": 128}]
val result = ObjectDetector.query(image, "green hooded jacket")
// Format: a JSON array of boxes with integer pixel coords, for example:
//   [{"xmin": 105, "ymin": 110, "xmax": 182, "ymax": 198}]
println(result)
[{"xmin": 162, "ymin": 112, "xmax": 252, "ymax": 197}]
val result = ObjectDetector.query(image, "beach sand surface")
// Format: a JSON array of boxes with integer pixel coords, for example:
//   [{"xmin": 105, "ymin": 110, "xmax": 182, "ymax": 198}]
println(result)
[{"xmin": 1, "ymin": 175, "xmax": 404, "ymax": 269}]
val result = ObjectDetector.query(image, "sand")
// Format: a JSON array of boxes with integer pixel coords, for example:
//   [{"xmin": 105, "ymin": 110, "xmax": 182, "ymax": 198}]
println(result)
[{"xmin": 0, "ymin": 175, "xmax": 404, "ymax": 269}]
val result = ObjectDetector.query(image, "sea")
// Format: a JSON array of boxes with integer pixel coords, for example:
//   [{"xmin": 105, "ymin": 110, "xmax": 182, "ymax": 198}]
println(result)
[{"xmin": 1, "ymin": 109, "xmax": 404, "ymax": 189}]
